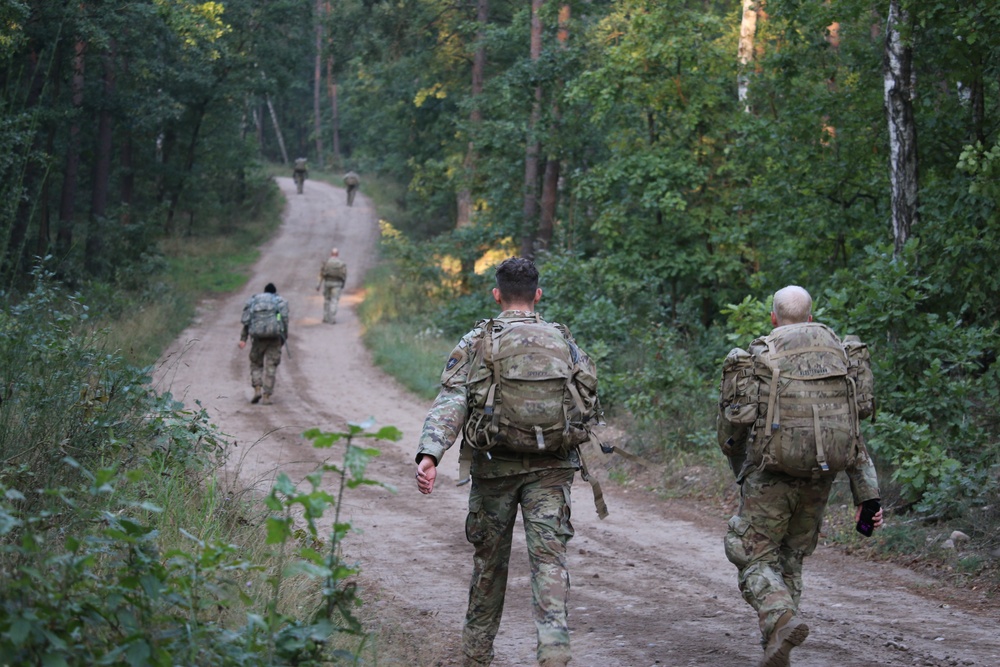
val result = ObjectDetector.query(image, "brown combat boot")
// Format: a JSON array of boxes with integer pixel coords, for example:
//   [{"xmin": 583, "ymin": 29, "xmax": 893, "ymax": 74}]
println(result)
[
  {"xmin": 260, "ymin": 393, "xmax": 272, "ymax": 405},
  {"xmin": 251, "ymin": 386, "xmax": 262, "ymax": 404},
  {"xmin": 759, "ymin": 611, "xmax": 809, "ymax": 667}
]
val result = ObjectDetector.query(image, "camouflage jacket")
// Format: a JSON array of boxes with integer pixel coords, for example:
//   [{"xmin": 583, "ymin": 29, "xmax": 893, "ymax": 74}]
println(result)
[
  {"xmin": 718, "ymin": 324, "xmax": 880, "ymax": 504},
  {"xmin": 415, "ymin": 310, "xmax": 586, "ymax": 478}
]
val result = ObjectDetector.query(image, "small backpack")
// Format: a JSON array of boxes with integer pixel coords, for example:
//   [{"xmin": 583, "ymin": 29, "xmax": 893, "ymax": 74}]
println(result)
[
  {"xmin": 463, "ymin": 316, "xmax": 599, "ymax": 455},
  {"xmin": 242, "ymin": 293, "xmax": 288, "ymax": 340},
  {"xmin": 842, "ymin": 335, "xmax": 876, "ymax": 421}
]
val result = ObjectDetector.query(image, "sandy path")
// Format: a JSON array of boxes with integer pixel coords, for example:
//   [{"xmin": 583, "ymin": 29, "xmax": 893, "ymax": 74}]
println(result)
[{"xmin": 156, "ymin": 177, "xmax": 1000, "ymax": 667}]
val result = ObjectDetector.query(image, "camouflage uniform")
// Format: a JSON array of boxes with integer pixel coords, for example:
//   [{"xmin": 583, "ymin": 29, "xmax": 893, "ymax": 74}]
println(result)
[
  {"xmin": 343, "ymin": 171, "xmax": 360, "ymax": 206},
  {"xmin": 417, "ymin": 310, "xmax": 591, "ymax": 667},
  {"xmin": 293, "ymin": 159, "xmax": 308, "ymax": 194},
  {"xmin": 240, "ymin": 293, "xmax": 289, "ymax": 398},
  {"xmin": 318, "ymin": 257, "xmax": 347, "ymax": 323},
  {"xmin": 719, "ymin": 323, "xmax": 880, "ymax": 648}
]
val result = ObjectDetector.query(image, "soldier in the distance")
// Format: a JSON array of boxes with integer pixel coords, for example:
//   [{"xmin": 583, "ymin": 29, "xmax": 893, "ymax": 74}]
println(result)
[
  {"xmin": 293, "ymin": 158, "xmax": 308, "ymax": 194},
  {"xmin": 343, "ymin": 170, "xmax": 360, "ymax": 206},
  {"xmin": 316, "ymin": 248, "xmax": 347, "ymax": 324}
]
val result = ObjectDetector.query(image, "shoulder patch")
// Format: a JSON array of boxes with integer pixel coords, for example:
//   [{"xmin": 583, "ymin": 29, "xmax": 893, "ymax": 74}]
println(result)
[{"xmin": 445, "ymin": 353, "xmax": 461, "ymax": 371}]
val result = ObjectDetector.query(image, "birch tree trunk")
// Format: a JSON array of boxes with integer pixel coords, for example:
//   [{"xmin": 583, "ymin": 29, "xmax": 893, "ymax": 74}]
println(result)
[
  {"xmin": 883, "ymin": 0, "xmax": 918, "ymax": 256},
  {"xmin": 520, "ymin": 0, "xmax": 544, "ymax": 258},
  {"xmin": 737, "ymin": 0, "xmax": 760, "ymax": 111},
  {"xmin": 457, "ymin": 0, "xmax": 489, "ymax": 229}
]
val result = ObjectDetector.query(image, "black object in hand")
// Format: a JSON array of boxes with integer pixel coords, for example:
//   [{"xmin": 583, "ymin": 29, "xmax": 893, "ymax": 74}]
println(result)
[{"xmin": 856, "ymin": 499, "xmax": 880, "ymax": 537}]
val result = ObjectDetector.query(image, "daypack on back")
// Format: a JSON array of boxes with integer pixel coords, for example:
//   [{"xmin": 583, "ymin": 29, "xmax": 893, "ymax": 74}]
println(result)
[
  {"xmin": 463, "ymin": 316, "xmax": 599, "ymax": 455},
  {"xmin": 294, "ymin": 158, "xmax": 307, "ymax": 172},
  {"xmin": 242, "ymin": 293, "xmax": 288, "ymax": 340},
  {"xmin": 742, "ymin": 322, "xmax": 863, "ymax": 477},
  {"xmin": 321, "ymin": 259, "xmax": 347, "ymax": 282},
  {"xmin": 843, "ymin": 335, "xmax": 876, "ymax": 421}
]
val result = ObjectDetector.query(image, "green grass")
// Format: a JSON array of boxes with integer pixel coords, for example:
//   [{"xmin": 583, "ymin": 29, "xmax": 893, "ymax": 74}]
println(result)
[{"xmin": 362, "ymin": 320, "xmax": 453, "ymax": 401}]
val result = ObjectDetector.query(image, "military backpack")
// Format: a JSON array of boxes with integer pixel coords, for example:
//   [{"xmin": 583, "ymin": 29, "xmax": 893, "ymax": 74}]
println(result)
[
  {"xmin": 720, "ymin": 322, "xmax": 870, "ymax": 478},
  {"xmin": 462, "ymin": 316, "xmax": 599, "ymax": 456},
  {"xmin": 242, "ymin": 293, "xmax": 288, "ymax": 340}
]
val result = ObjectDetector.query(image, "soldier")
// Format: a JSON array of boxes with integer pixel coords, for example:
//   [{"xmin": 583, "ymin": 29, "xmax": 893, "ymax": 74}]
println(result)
[
  {"xmin": 293, "ymin": 158, "xmax": 308, "ymax": 194},
  {"xmin": 719, "ymin": 285, "xmax": 884, "ymax": 667},
  {"xmin": 414, "ymin": 257, "xmax": 598, "ymax": 667},
  {"xmin": 315, "ymin": 247, "xmax": 347, "ymax": 324},
  {"xmin": 343, "ymin": 170, "xmax": 360, "ymax": 206},
  {"xmin": 238, "ymin": 283, "xmax": 289, "ymax": 405}
]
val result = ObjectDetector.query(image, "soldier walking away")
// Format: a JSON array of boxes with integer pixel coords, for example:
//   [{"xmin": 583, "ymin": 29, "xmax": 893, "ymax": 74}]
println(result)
[
  {"xmin": 293, "ymin": 158, "xmax": 308, "ymax": 194},
  {"xmin": 717, "ymin": 285, "xmax": 884, "ymax": 667},
  {"xmin": 238, "ymin": 283, "xmax": 289, "ymax": 405},
  {"xmin": 316, "ymin": 247, "xmax": 347, "ymax": 324},
  {"xmin": 343, "ymin": 170, "xmax": 360, "ymax": 206},
  {"xmin": 415, "ymin": 257, "xmax": 606, "ymax": 667}
]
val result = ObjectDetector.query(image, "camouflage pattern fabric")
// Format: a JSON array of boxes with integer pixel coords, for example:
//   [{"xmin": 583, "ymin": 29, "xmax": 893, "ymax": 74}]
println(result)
[
  {"xmin": 416, "ymin": 312, "xmax": 579, "ymax": 479},
  {"xmin": 463, "ymin": 468, "xmax": 575, "ymax": 667},
  {"xmin": 417, "ymin": 311, "xmax": 588, "ymax": 666},
  {"xmin": 720, "ymin": 322, "xmax": 880, "ymax": 649},
  {"xmin": 320, "ymin": 258, "xmax": 347, "ymax": 323},
  {"xmin": 248, "ymin": 337, "xmax": 283, "ymax": 394}
]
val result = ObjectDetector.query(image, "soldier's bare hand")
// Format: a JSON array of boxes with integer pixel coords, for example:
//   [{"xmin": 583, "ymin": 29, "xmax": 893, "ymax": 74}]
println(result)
[
  {"xmin": 238, "ymin": 340, "xmax": 246, "ymax": 349},
  {"xmin": 416, "ymin": 457, "xmax": 437, "ymax": 495}
]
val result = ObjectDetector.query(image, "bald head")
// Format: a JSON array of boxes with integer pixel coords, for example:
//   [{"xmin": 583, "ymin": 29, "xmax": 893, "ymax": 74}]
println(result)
[{"xmin": 771, "ymin": 286, "xmax": 812, "ymax": 327}]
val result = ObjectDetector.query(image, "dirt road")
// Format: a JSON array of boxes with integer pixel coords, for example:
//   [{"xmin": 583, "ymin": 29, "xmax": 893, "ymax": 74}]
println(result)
[{"xmin": 156, "ymin": 178, "xmax": 999, "ymax": 667}]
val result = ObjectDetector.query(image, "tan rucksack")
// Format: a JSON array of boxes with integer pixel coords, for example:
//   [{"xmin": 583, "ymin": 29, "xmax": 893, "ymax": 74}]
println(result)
[
  {"xmin": 720, "ymin": 322, "xmax": 869, "ymax": 478},
  {"xmin": 462, "ymin": 316, "xmax": 599, "ymax": 455}
]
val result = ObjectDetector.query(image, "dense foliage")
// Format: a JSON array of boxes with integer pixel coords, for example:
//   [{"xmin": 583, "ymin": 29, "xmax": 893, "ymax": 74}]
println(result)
[
  {"xmin": 3, "ymin": 1, "xmax": 998, "ymax": 535},
  {"xmin": 333, "ymin": 0, "xmax": 1000, "ymax": 529},
  {"xmin": 0, "ymin": 0, "xmax": 312, "ymax": 287},
  {"xmin": 0, "ymin": 281, "xmax": 394, "ymax": 663}
]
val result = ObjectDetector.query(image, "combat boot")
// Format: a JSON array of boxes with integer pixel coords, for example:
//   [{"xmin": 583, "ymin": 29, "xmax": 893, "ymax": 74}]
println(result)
[
  {"xmin": 538, "ymin": 658, "xmax": 570, "ymax": 667},
  {"xmin": 759, "ymin": 611, "xmax": 809, "ymax": 667},
  {"xmin": 251, "ymin": 386, "xmax": 262, "ymax": 404},
  {"xmin": 260, "ymin": 393, "xmax": 272, "ymax": 405}
]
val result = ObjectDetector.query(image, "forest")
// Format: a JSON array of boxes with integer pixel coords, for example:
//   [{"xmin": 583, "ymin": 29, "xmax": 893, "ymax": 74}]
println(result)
[{"xmin": 1, "ymin": 0, "xmax": 999, "ymax": 626}]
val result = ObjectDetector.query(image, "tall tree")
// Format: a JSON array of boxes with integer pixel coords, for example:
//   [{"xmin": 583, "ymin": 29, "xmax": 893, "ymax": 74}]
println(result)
[
  {"xmin": 884, "ymin": 0, "xmax": 918, "ymax": 256},
  {"xmin": 520, "ymin": 0, "xmax": 545, "ymax": 258},
  {"xmin": 737, "ymin": 0, "xmax": 761, "ymax": 111},
  {"xmin": 313, "ymin": 0, "xmax": 324, "ymax": 166},
  {"xmin": 457, "ymin": 0, "xmax": 489, "ymax": 229},
  {"xmin": 537, "ymin": 4, "xmax": 570, "ymax": 250}
]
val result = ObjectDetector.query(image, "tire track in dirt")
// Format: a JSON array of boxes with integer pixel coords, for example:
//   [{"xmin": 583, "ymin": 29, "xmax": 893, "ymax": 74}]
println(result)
[{"xmin": 156, "ymin": 177, "xmax": 1000, "ymax": 667}]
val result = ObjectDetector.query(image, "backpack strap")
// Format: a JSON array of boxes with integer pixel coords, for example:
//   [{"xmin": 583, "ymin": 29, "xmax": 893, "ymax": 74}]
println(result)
[{"xmin": 576, "ymin": 438, "xmax": 608, "ymax": 519}]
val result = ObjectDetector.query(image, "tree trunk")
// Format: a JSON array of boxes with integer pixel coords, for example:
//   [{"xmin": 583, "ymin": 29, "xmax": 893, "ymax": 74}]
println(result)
[
  {"xmin": 737, "ymin": 0, "xmax": 760, "ymax": 111},
  {"xmin": 57, "ymin": 40, "xmax": 86, "ymax": 253},
  {"xmin": 457, "ymin": 0, "xmax": 489, "ymax": 229},
  {"xmin": 119, "ymin": 52, "xmax": 134, "ymax": 225},
  {"xmin": 8, "ymin": 48, "xmax": 48, "ymax": 276},
  {"xmin": 87, "ymin": 39, "xmax": 116, "ymax": 275},
  {"xmin": 313, "ymin": 0, "xmax": 324, "ymax": 167},
  {"xmin": 520, "ymin": 0, "xmax": 544, "ymax": 259},
  {"xmin": 537, "ymin": 4, "xmax": 570, "ymax": 251},
  {"xmin": 883, "ymin": 0, "xmax": 918, "ymax": 256},
  {"xmin": 267, "ymin": 94, "xmax": 290, "ymax": 164}
]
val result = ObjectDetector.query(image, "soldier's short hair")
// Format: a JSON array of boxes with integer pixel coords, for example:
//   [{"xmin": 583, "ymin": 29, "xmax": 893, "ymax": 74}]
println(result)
[
  {"xmin": 264, "ymin": 283, "xmax": 277, "ymax": 294},
  {"xmin": 772, "ymin": 285, "xmax": 811, "ymax": 325},
  {"xmin": 495, "ymin": 257, "xmax": 539, "ymax": 303}
]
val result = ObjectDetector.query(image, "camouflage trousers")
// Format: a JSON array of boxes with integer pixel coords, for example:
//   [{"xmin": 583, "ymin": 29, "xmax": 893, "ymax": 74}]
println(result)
[
  {"xmin": 463, "ymin": 468, "xmax": 575, "ymax": 667},
  {"xmin": 346, "ymin": 184, "xmax": 358, "ymax": 206},
  {"xmin": 724, "ymin": 469, "xmax": 833, "ymax": 645},
  {"xmin": 321, "ymin": 280, "xmax": 345, "ymax": 323},
  {"xmin": 248, "ymin": 337, "xmax": 283, "ymax": 395}
]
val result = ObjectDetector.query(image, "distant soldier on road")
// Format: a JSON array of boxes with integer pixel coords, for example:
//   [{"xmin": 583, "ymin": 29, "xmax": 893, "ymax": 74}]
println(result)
[
  {"xmin": 316, "ymin": 248, "xmax": 348, "ymax": 324},
  {"xmin": 238, "ymin": 282, "xmax": 289, "ymax": 404},
  {"xmin": 293, "ymin": 158, "xmax": 309, "ymax": 194},
  {"xmin": 343, "ymin": 170, "xmax": 360, "ymax": 206}
]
